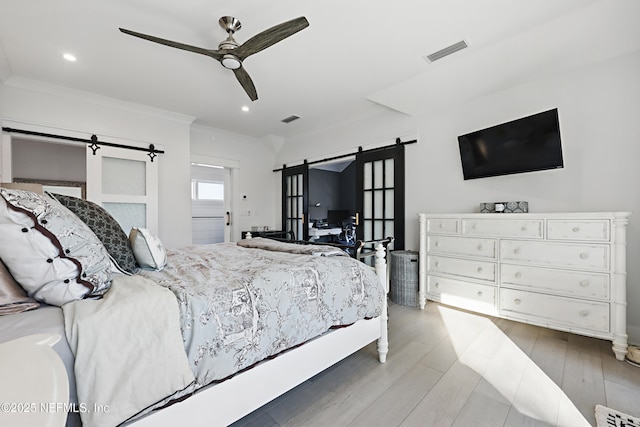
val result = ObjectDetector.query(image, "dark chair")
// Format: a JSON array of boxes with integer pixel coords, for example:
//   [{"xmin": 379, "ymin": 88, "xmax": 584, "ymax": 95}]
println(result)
[{"xmin": 336, "ymin": 216, "xmax": 356, "ymax": 246}]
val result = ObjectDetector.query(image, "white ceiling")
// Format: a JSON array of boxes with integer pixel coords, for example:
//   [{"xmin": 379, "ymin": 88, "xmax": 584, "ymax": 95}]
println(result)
[{"xmin": 1, "ymin": 0, "xmax": 639, "ymax": 139}]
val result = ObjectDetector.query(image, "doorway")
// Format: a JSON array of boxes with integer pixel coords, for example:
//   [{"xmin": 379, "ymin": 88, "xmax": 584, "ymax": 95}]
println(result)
[
  {"xmin": 307, "ymin": 158, "xmax": 356, "ymax": 243},
  {"xmin": 281, "ymin": 142, "xmax": 405, "ymax": 250},
  {"xmin": 191, "ymin": 162, "xmax": 232, "ymax": 244}
]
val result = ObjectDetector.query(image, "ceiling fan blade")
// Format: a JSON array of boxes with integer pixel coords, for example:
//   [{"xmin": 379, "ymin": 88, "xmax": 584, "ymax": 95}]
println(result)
[
  {"xmin": 119, "ymin": 28, "xmax": 224, "ymax": 61},
  {"xmin": 233, "ymin": 67, "xmax": 258, "ymax": 101},
  {"xmin": 235, "ymin": 17, "xmax": 309, "ymax": 60}
]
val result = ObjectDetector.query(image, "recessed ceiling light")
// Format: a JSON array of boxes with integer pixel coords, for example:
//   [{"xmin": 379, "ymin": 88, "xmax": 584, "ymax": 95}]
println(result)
[
  {"xmin": 63, "ymin": 53, "xmax": 77, "ymax": 62},
  {"xmin": 241, "ymin": 106, "xmax": 250, "ymax": 112}
]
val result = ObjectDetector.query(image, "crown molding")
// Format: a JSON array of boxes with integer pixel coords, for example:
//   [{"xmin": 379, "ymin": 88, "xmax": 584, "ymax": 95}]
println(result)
[{"xmin": 4, "ymin": 76, "xmax": 196, "ymax": 125}]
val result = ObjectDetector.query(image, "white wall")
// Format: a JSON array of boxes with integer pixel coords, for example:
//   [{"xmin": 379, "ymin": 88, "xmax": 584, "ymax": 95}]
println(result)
[
  {"xmin": 1, "ymin": 81, "xmax": 194, "ymax": 249},
  {"xmin": 190, "ymin": 125, "xmax": 278, "ymax": 241},
  {"xmin": 277, "ymin": 51, "xmax": 640, "ymax": 343},
  {"xmin": 408, "ymin": 51, "xmax": 640, "ymax": 343},
  {"xmin": 12, "ymin": 138, "xmax": 86, "ymax": 182}
]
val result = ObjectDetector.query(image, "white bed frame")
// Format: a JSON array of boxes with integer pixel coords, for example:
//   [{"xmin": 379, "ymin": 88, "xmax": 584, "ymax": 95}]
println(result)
[
  {"xmin": 0, "ymin": 243, "xmax": 389, "ymax": 427},
  {"xmin": 132, "ymin": 242, "xmax": 389, "ymax": 426}
]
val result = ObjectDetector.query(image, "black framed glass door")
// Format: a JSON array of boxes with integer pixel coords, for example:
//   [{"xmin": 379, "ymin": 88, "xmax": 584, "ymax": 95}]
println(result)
[
  {"xmin": 281, "ymin": 162, "xmax": 308, "ymax": 241},
  {"xmin": 355, "ymin": 144, "xmax": 405, "ymax": 250}
]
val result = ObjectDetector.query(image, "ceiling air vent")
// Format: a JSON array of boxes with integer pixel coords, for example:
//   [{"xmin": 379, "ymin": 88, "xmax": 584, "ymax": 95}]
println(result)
[
  {"xmin": 424, "ymin": 40, "xmax": 468, "ymax": 63},
  {"xmin": 281, "ymin": 115, "xmax": 300, "ymax": 124}
]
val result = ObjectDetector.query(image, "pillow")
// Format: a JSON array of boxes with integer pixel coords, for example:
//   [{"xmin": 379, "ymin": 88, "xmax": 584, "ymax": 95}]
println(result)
[
  {"xmin": 0, "ymin": 259, "xmax": 40, "ymax": 315},
  {"xmin": 129, "ymin": 228, "xmax": 167, "ymax": 271},
  {"xmin": 47, "ymin": 193, "xmax": 139, "ymax": 274},
  {"xmin": 0, "ymin": 189, "xmax": 112, "ymax": 306}
]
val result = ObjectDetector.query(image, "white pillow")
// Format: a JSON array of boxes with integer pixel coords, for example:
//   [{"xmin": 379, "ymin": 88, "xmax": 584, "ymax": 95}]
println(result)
[
  {"xmin": 0, "ymin": 189, "xmax": 112, "ymax": 306},
  {"xmin": 129, "ymin": 228, "xmax": 167, "ymax": 271}
]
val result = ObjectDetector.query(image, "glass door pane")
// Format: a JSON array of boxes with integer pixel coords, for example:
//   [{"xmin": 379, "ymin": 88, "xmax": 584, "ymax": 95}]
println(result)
[{"xmin": 102, "ymin": 157, "xmax": 146, "ymax": 195}]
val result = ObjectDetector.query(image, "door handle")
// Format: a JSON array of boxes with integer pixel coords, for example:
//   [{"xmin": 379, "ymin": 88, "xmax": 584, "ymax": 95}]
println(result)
[
  {"xmin": 355, "ymin": 212, "xmax": 360, "ymax": 226},
  {"xmin": 225, "ymin": 211, "xmax": 231, "ymax": 226}
]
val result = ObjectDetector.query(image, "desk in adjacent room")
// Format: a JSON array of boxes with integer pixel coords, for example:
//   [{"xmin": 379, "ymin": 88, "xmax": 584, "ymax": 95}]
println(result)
[{"xmin": 308, "ymin": 227, "xmax": 342, "ymax": 241}]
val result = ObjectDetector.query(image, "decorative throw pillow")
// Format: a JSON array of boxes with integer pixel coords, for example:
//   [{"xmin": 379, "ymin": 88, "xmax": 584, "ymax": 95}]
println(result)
[
  {"xmin": 0, "ymin": 189, "xmax": 112, "ymax": 306},
  {"xmin": 0, "ymin": 260, "xmax": 40, "ymax": 315},
  {"xmin": 47, "ymin": 193, "xmax": 139, "ymax": 274},
  {"xmin": 129, "ymin": 227, "xmax": 167, "ymax": 271}
]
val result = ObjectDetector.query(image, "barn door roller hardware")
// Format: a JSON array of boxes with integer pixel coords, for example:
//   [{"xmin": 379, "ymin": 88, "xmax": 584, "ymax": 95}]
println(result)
[{"xmin": 2, "ymin": 127, "xmax": 164, "ymax": 162}]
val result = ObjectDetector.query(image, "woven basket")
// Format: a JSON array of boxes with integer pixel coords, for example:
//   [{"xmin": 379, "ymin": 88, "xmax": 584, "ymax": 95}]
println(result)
[{"xmin": 389, "ymin": 250, "xmax": 419, "ymax": 307}]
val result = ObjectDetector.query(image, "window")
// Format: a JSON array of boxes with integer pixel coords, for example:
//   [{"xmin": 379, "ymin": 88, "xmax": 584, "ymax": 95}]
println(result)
[{"xmin": 192, "ymin": 180, "xmax": 224, "ymax": 201}]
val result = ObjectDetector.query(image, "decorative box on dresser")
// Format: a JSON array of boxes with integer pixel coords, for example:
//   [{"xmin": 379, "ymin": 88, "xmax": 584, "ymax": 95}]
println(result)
[{"xmin": 418, "ymin": 212, "xmax": 631, "ymax": 361}]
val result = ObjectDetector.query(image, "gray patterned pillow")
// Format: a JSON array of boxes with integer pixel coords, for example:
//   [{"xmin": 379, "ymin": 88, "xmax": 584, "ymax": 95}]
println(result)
[
  {"xmin": 0, "ymin": 189, "xmax": 112, "ymax": 306},
  {"xmin": 48, "ymin": 193, "xmax": 139, "ymax": 274}
]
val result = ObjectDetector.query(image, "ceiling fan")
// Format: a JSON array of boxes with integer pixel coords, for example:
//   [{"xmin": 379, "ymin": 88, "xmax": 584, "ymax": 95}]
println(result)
[{"xmin": 119, "ymin": 16, "xmax": 309, "ymax": 101}]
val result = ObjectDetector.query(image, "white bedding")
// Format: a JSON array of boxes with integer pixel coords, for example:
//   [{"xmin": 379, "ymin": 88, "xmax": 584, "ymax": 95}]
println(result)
[{"xmin": 62, "ymin": 274, "xmax": 195, "ymax": 427}]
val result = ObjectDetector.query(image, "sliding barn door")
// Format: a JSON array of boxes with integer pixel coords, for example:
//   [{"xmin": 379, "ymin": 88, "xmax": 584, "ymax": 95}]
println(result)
[
  {"xmin": 86, "ymin": 146, "xmax": 158, "ymax": 235},
  {"xmin": 356, "ymin": 144, "xmax": 405, "ymax": 250},
  {"xmin": 281, "ymin": 163, "xmax": 308, "ymax": 241}
]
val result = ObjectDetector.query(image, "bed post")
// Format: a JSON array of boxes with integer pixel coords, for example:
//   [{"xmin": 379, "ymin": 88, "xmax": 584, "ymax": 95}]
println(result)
[{"xmin": 375, "ymin": 243, "xmax": 388, "ymax": 363}]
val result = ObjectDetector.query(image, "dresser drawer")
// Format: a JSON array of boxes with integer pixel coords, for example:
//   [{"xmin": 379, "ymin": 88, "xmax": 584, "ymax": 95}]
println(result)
[
  {"xmin": 547, "ymin": 219, "xmax": 610, "ymax": 242},
  {"xmin": 428, "ymin": 255, "xmax": 496, "ymax": 283},
  {"xmin": 500, "ymin": 240, "xmax": 609, "ymax": 271},
  {"xmin": 461, "ymin": 219, "xmax": 543, "ymax": 239},
  {"xmin": 501, "ymin": 264, "xmax": 609, "ymax": 299},
  {"xmin": 427, "ymin": 275, "xmax": 497, "ymax": 314},
  {"xmin": 500, "ymin": 289, "xmax": 609, "ymax": 333},
  {"xmin": 427, "ymin": 235, "xmax": 497, "ymax": 260},
  {"xmin": 425, "ymin": 218, "xmax": 459, "ymax": 234}
]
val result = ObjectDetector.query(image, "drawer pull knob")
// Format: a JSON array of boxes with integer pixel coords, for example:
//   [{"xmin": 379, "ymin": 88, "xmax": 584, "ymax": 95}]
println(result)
[
  {"xmin": 434, "ymin": 262, "xmax": 440, "ymax": 268},
  {"xmin": 514, "ymin": 298, "xmax": 521, "ymax": 305},
  {"xmin": 439, "ymin": 224, "xmax": 443, "ymax": 229},
  {"xmin": 434, "ymin": 241, "xmax": 440, "ymax": 247},
  {"xmin": 477, "ymin": 267, "xmax": 483, "ymax": 274},
  {"xmin": 477, "ymin": 291, "xmax": 483, "ymax": 297},
  {"xmin": 435, "ymin": 282, "xmax": 440, "ymax": 289},
  {"xmin": 477, "ymin": 245, "xmax": 483, "ymax": 251},
  {"xmin": 579, "ymin": 280, "xmax": 590, "ymax": 287},
  {"xmin": 514, "ymin": 248, "xmax": 521, "ymax": 255},
  {"xmin": 472, "ymin": 224, "xmax": 477, "ymax": 230},
  {"xmin": 521, "ymin": 227, "xmax": 527, "ymax": 231},
  {"xmin": 515, "ymin": 272, "xmax": 522, "ymax": 279},
  {"xmin": 572, "ymin": 227, "xmax": 580, "ymax": 232},
  {"xmin": 579, "ymin": 310, "xmax": 589, "ymax": 317},
  {"xmin": 579, "ymin": 252, "xmax": 589, "ymax": 259}
]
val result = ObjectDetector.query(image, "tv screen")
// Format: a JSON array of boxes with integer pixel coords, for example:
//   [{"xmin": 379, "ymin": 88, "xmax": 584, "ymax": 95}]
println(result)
[{"xmin": 458, "ymin": 109, "xmax": 563, "ymax": 180}]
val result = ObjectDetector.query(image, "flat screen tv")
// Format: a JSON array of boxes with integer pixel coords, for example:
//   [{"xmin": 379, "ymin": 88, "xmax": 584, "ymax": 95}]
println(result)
[{"xmin": 457, "ymin": 108, "xmax": 563, "ymax": 180}]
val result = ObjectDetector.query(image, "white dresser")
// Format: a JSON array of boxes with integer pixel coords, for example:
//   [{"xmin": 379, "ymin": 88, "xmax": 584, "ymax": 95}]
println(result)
[{"xmin": 418, "ymin": 212, "xmax": 631, "ymax": 360}]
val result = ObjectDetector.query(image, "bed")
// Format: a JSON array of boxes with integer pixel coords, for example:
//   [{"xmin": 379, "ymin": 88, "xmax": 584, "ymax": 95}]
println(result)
[{"xmin": 0, "ymin": 187, "xmax": 391, "ymax": 427}]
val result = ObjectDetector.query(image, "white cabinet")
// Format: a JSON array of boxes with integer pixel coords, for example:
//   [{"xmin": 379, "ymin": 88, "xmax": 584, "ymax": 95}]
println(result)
[{"xmin": 418, "ymin": 212, "xmax": 631, "ymax": 361}]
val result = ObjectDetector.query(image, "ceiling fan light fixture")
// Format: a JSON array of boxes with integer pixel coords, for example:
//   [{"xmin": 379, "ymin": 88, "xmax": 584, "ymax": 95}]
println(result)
[{"xmin": 221, "ymin": 54, "xmax": 242, "ymax": 70}]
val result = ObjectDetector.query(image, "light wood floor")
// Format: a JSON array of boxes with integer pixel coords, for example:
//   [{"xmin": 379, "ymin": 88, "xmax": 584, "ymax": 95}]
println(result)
[{"xmin": 231, "ymin": 301, "xmax": 640, "ymax": 427}]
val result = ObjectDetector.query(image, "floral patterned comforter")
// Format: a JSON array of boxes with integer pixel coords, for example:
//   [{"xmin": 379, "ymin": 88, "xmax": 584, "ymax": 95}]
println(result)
[{"xmin": 139, "ymin": 241, "xmax": 384, "ymax": 386}]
